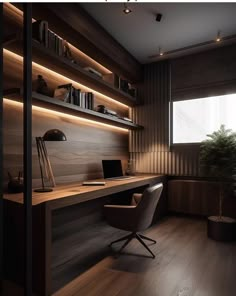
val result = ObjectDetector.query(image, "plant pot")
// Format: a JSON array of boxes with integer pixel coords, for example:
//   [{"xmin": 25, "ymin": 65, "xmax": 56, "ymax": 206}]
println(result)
[{"xmin": 207, "ymin": 216, "xmax": 236, "ymax": 242}]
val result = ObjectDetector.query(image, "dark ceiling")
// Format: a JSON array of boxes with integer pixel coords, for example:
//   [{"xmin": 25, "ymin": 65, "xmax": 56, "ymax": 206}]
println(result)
[{"xmin": 81, "ymin": 2, "xmax": 236, "ymax": 64}]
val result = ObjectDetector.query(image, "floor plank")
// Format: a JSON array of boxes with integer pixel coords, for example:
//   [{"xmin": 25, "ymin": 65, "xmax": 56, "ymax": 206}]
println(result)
[{"xmin": 53, "ymin": 216, "xmax": 236, "ymax": 296}]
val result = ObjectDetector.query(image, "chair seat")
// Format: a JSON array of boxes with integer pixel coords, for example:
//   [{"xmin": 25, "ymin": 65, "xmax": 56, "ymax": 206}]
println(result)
[{"xmin": 104, "ymin": 183, "xmax": 163, "ymax": 258}]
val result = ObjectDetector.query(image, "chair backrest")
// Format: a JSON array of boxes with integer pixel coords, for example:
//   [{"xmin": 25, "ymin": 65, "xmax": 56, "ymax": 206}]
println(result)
[{"xmin": 135, "ymin": 183, "xmax": 163, "ymax": 231}]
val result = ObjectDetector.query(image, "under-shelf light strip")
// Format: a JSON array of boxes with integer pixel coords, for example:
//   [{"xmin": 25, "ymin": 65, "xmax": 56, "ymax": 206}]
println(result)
[
  {"xmin": 3, "ymin": 98, "xmax": 129, "ymax": 133},
  {"xmin": 4, "ymin": 49, "xmax": 129, "ymax": 110}
]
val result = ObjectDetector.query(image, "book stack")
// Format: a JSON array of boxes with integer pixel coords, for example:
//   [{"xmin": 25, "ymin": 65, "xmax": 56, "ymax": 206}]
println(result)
[
  {"xmin": 77, "ymin": 91, "xmax": 94, "ymax": 110},
  {"xmin": 48, "ymin": 30, "xmax": 64, "ymax": 56},
  {"xmin": 54, "ymin": 84, "xmax": 94, "ymax": 110},
  {"xmin": 32, "ymin": 20, "xmax": 65, "ymax": 57}
]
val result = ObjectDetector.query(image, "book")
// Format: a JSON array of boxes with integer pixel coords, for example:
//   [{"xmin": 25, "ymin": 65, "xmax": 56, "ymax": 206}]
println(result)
[{"xmin": 32, "ymin": 20, "xmax": 48, "ymax": 47}]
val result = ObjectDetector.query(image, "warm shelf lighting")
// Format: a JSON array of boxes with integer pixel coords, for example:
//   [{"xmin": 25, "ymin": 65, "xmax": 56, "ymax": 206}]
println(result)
[
  {"xmin": 69, "ymin": 43, "xmax": 112, "ymax": 75},
  {"xmin": 5, "ymin": 4, "xmax": 112, "ymax": 78},
  {"xmin": 3, "ymin": 98, "xmax": 129, "ymax": 133},
  {"xmin": 3, "ymin": 49, "xmax": 129, "ymax": 110}
]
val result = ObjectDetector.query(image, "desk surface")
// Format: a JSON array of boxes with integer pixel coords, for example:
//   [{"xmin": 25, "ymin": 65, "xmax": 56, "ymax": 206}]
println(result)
[{"xmin": 4, "ymin": 174, "xmax": 163, "ymax": 209}]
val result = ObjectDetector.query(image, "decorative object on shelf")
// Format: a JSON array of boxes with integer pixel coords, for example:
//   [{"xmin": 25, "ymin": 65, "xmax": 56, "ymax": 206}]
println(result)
[
  {"xmin": 34, "ymin": 74, "xmax": 49, "ymax": 96},
  {"xmin": 96, "ymin": 105, "xmax": 106, "ymax": 113},
  {"xmin": 35, "ymin": 129, "xmax": 67, "ymax": 193},
  {"xmin": 63, "ymin": 40, "xmax": 76, "ymax": 63},
  {"xmin": 121, "ymin": 117, "xmax": 133, "ymax": 122},
  {"xmin": 96, "ymin": 105, "xmax": 117, "ymax": 117},
  {"xmin": 200, "ymin": 125, "xmax": 236, "ymax": 241},
  {"xmin": 54, "ymin": 83, "xmax": 73, "ymax": 102},
  {"xmin": 125, "ymin": 159, "xmax": 135, "ymax": 176},
  {"xmin": 84, "ymin": 67, "xmax": 102, "ymax": 79},
  {"xmin": 119, "ymin": 77, "xmax": 129, "ymax": 92},
  {"xmin": 7, "ymin": 171, "xmax": 24, "ymax": 193},
  {"xmin": 127, "ymin": 83, "xmax": 137, "ymax": 98}
]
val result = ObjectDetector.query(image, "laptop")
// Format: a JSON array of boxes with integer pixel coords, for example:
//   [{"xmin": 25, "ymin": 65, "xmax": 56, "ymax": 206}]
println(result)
[{"xmin": 102, "ymin": 160, "xmax": 135, "ymax": 180}]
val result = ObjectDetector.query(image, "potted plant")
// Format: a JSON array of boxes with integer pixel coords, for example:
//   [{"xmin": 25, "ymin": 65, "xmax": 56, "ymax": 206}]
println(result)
[{"xmin": 200, "ymin": 125, "xmax": 236, "ymax": 241}]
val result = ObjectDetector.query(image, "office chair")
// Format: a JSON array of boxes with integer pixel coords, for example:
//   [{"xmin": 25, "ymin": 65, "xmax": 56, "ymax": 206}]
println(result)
[{"xmin": 104, "ymin": 183, "xmax": 163, "ymax": 258}]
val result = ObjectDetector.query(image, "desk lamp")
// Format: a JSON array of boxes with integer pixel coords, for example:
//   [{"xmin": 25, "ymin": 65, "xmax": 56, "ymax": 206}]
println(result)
[{"xmin": 35, "ymin": 129, "xmax": 67, "ymax": 192}]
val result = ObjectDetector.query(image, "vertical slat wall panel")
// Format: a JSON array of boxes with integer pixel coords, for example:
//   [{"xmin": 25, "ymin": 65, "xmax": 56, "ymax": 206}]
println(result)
[
  {"xmin": 130, "ymin": 61, "xmax": 200, "ymax": 176},
  {"xmin": 0, "ymin": 3, "xmax": 3, "ymax": 289}
]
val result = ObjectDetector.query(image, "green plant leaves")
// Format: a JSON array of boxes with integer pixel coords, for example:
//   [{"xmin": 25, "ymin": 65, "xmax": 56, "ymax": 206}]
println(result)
[{"xmin": 200, "ymin": 125, "xmax": 236, "ymax": 179}]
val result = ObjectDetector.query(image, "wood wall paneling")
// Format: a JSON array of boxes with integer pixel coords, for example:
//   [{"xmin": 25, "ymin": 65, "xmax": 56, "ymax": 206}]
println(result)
[
  {"xmin": 130, "ymin": 61, "xmax": 200, "ymax": 176},
  {"xmin": 3, "ymin": 50, "xmax": 129, "ymax": 188},
  {"xmin": 168, "ymin": 180, "xmax": 236, "ymax": 218},
  {"xmin": 3, "ymin": 99, "xmax": 129, "ymax": 188}
]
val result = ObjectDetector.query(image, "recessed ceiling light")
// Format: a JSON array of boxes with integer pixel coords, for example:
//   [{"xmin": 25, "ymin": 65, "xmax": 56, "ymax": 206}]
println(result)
[
  {"xmin": 159, "ymin": 47, "xmax": 164, "ymax": 56},
  {"xmin": 123, "ymin": 3, "xmax": 132, "ymax": 14},
  {"xmin": 216, "ymin": 30, "xmax": 221, "ymax": 42}
]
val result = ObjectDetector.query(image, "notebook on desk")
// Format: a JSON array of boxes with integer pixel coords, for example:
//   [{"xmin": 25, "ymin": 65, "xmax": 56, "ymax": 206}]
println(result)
[{"xmin": 102, "ymin": 160, "xmax": 135, "ymax": 180}]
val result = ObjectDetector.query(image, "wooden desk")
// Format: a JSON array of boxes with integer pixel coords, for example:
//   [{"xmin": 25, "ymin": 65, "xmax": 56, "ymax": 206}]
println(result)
[{"xmin": 4, "ymin": 174, "xmax": 165, "ymax": 296}]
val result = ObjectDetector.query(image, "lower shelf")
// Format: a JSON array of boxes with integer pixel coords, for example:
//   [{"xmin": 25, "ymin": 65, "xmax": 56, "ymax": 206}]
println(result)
[{"xmin": 3, "ymin": 88, "xmax": 143, "ymax": 130}]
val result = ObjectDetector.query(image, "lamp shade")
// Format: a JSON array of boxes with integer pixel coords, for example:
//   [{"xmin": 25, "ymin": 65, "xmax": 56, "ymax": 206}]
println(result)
[{"xmin": 43, "ymin": 129, "xmax": 67, "ymax": 141}]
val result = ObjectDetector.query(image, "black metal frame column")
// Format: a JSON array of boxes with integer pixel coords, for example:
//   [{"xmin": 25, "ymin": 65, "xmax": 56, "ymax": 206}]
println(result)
[
  {"xmin": 23, "ymin": 3, "xmax": 32, "ymax": 296},
  {"xmin": 0, "ymin": 2, "xmax": 3, "ymax": 292}
]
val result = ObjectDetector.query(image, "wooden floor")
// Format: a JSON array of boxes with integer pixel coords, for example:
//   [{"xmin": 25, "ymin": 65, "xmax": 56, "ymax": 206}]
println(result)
[{"xmin": 53, "ymin": 216, "xmax": 236, "ymax": 296}]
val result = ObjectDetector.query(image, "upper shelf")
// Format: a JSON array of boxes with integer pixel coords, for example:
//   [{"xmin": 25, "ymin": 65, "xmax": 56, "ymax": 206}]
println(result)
[
  {"xmin": 3, "ymin": 89, "xmax": 143, "ymax": 130},
  {"xmin": 4, "ymin": 37, "xmax": 139, "ymax": 107}
]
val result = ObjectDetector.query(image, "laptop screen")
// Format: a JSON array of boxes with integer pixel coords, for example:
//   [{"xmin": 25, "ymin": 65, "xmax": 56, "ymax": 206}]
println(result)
[{"xmin": 102, "ymin": 160, "xmax": 123, "ymax": 179}]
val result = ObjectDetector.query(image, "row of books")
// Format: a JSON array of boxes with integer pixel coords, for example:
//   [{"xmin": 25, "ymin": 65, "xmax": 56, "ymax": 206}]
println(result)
[
  {"xmin": 73, "ymin": 90, "xmax": 94, "ymax": 110},
  {"xmin": 53, "ymin": 84, "xmax": 94, "ymax": 110},
  {"xmin": 32, "ymin": 20, "xmax": 69, "ymax": 57}
]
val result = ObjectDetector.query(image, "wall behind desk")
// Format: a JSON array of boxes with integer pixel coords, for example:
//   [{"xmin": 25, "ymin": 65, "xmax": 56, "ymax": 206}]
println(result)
[{"xmin": 3, "ymin": 100, "xmax": 129, "ymax": 187}]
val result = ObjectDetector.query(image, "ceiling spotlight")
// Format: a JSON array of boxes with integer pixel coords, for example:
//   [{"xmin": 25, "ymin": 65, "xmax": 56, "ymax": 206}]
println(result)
[
  {"xmin": 123, "ymin": 3, "xmax": 132, "ymax": 14},
  {"xmin": 156, "ymin": 13, "xmax": 162, "ymax": 22},
  {"xmin": 216, "ymin": 30, "xmax": 221, "ymax": 42},
  {"xmin": 159, "ymin": 47, "xmax": 164, "ymax": 56}
]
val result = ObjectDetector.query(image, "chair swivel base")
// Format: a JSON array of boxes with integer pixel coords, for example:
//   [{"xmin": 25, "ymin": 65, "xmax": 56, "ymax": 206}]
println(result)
[{"xmin": 109, "ymin": 232, "xmax": 156, "ymax": 258}]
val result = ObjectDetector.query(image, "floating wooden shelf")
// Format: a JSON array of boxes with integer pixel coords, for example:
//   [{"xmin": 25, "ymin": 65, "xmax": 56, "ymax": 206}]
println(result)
[
  {"xmin": 3, "ymin": 89, "xmax": 143, "ymax": 130},
  {"xmin": 4, "ymin": 38, "xmax": 139, "ymax": 107}
]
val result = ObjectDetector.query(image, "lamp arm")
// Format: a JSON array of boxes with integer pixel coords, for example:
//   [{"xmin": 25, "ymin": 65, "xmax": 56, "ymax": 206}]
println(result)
[
  {"xmin": 39, "ymin": 139, "xmax": 50, "ymax": 179},
  {"xmin": 41, "ymin": 140, "xmax": 56, "ymax": 187},
  {"xmin": 36, "ymin": 137, "xmax": 45, "ymax": 189}
]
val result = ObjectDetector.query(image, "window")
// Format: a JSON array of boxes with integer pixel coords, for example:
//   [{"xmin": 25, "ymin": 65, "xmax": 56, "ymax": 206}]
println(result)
[{"xmin": 172, "ymin": 93, "xmax": 236, "ymax": 144}]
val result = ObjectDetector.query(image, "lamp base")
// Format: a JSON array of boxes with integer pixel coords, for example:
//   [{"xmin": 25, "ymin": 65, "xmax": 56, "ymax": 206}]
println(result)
[{"xmin": 34, "ymin": 188, "xmax": 53, "ymax": 193}]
